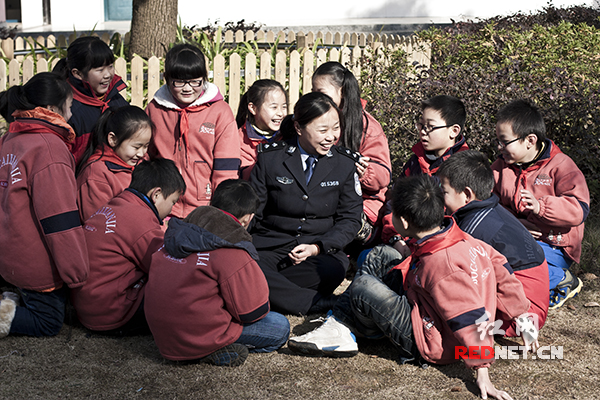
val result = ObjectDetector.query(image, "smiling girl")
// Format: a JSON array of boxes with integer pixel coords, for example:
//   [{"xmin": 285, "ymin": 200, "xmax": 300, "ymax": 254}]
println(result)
[
  {"xmin": 236, "ymin": 79, "xmax": 288, "ymax": 179},
  {"xmin": 76, "ymin": 106, "xmax": 153, "ymax": 222},
  {"xmin": 53, "ymin": 36, "xmax": 129, "ymax": 163}
]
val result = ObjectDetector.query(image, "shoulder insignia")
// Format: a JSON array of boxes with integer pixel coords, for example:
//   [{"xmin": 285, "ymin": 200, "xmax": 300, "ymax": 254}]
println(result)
[
  {"xmin": 286, "ymin": 145, "xmax": 297, "ymax": 154},
  {"xmin": 336, "ymin": 146, "xmax": 362, "ymax": 162},
  {"xmin": 258, "ymin": 141, "xmax": 287, "ymax": 153}
]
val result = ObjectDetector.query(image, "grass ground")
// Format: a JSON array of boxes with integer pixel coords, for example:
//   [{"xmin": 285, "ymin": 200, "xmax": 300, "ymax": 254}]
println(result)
[{"xmin": 1, "ymin": 222, "xmax": 599, "ymax": 400}]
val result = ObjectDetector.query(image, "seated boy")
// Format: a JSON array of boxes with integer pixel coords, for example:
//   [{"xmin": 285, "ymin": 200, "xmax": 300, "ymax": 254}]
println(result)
[
  {"xmin": 381, "ymin": 95, "xmax": 469, "ymax": 246},
  {"xmin": 289, "ymin": 174, "xmax": 534, "ymax": 400},
  {"xmin": 437, "ymin": 150, "xmax": 549, "ymax": 335},
  {"xmin": 71, "ymin": 158, "xmax": 186, "ymax": 335},
  {"xmin": 144, "ymin": 179, "xmax": 290, "ymax": 367},
  {"xmin": 492, "ymin": 99, "xmax": 589, "ymax": 309}
]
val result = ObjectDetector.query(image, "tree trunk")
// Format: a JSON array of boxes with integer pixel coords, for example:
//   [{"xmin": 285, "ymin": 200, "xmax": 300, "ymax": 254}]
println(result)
[{"xmin": 128, "ymin": 0, "xmax": 177, "ymax": 59}]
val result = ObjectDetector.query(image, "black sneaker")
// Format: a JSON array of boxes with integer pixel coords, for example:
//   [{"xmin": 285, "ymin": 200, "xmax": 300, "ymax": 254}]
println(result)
[
  {"xmin": 202, "ymin": 343, "xmax": 249, "ymax": 367},
  {"xmin": 549, "ymin": 270, "xmax": 583, "ymax": 310}
]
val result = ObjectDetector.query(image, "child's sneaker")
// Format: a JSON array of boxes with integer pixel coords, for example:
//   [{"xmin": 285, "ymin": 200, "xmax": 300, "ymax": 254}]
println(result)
[
  {"xmin": 202, "ymin": 343, "xmax": 249, "ymax": 367},
  {"xmin": 549, "ymin": 270, "xmax": 583, "ymax": 310},
  {"xmin": 288, "ymin": 311, "xmax": 358, "ymax": 357}
]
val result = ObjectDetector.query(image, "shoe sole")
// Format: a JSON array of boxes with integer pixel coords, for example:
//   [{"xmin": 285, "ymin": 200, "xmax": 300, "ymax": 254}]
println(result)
[
  {"xmin": 288, "ymin": 340, "xmax": 358, "ymax": 357},
  {"xmin": 549, "ymin": 277, "xmax": 583, "ymax": 310}
]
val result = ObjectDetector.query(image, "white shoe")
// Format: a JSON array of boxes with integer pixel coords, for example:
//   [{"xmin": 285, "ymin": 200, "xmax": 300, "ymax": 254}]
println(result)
[
  {"xmin": 0, "ymin": 292, "xmax": 18, "ymax": 338},
  {"xmin": 288, "ymin": 311, "xmax": 358, "ymax": 357}
]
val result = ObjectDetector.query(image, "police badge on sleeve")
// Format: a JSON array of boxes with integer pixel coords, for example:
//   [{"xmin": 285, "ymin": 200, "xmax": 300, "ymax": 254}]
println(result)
[{"xmin": 354, "ymin": 172, "xmax": 362, "ymax": 196}]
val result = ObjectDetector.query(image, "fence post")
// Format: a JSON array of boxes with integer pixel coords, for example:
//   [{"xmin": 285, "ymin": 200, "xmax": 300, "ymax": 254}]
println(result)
[
  {"xmin": 302, "ymin": 50, "xmax": 314, "ymax": 96},
  {"xmin": 0, "ymin": 59, "xmax": 6, "ymax": 91},
  {"xmin": 114, "ymin": 57, "xmax": 128, "ymax": 100},
  {"xmin": 260, "ymin": 52, "xmax": 271, "ymax": 79},
  {"xmin": 8, "ymin": 59, "xmax": 20, "ymax": 87},
  {"xmin": 274, "ymin": 50, "xmax": 286, "ymax": 86},
  {"xmin": 229, "ymin": 53, "xmax": 241, "ymax": 113},
  {"xmin": 147, "ymin": 56, "xmax": 161, "ymax": 103},
  {"xmin": 288, "ymin": 50, "xmax": 300, "ymax": 111},
  {"xmin": 213, "ymin": 54, "xmax": 226, "ymax": 96},
  {"xmin": 245, "ymin": 53, "xmax": 257, "ymax": 90},
  {"xmin": 130, "ymin": 55, "xmax": 144, "ymax": 107}
]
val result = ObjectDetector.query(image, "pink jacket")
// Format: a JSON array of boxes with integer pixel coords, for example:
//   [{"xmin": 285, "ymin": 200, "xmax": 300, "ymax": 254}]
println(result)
[
  {"xmin": 393, "ymin": 219, "xmax": 529, "ymax": 368},
  {"xmin": 71, "ymin": 189, "xmax": 164, "ymax": 331},
  {"xmin": 239, "ymin": 121, "xmax": 278, "ymax": 180},
  {"xmin": 359, "ymin": 107, "xmax": 392, "ymax": 224},
  {"xmin": 492, "ymin": 140, "xmax": 589, "ymax": 262},
  {"xmin": 146, "ymin": 83, "xmax": 241, "ymax": 218},
  {"xmin": 0, "ymin": 108, "xmax": 89, "ymax": 291}
]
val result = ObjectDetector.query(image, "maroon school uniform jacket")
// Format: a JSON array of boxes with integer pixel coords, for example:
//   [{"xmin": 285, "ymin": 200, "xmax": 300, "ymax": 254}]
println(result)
[
  {"xmin": 71, "ymin": 189, "xmax": 163, "ymax": 331},
  {"xmin": 392, "ymin": 218, "xmax": 530, "ymax": 369},
  {"xmin": 146, "ymin": 84, "xmax": 241, "ymax": 218},
  {"xmin": 492, "ymin": 139, "xmax": 589, "ymax": 263},
  {"xmin": 0, "ymin": 107, "xmax": 89, "ymax": 291},
  {"xmin": 76, "ymin": 145, "xmax": 134, "ymax": 222},
  {"xmin": 145, "ymin": 207, "xmax": 269, "ymax": 361}
]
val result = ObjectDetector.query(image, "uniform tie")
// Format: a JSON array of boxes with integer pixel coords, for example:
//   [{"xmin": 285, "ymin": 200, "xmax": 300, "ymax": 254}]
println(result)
[{"xmin": 305, "ymin": 155, "xmax": 316, "ymax": 184}]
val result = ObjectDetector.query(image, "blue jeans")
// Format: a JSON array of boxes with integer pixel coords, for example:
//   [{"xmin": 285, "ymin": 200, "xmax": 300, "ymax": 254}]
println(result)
[
  {"xmin": 10, "ymin": 287, "xmax": 67, "ymax": 337},
  {"xmin": 235, "ymin": 311, "xmax": 290, "ymax": 353},
  {"xmin": 333, "ymin": 244, "xmax": 416, "ymax": 362},
  {"xmin": 538, "ymin": 241, "xmax": 573, "ymax": 290}
]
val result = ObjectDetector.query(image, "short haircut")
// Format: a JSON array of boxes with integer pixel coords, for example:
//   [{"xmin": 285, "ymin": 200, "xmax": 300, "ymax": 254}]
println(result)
[
  {"xmin": 210, "ymin": 179, "xmax": 260, "ymax": 219},
  {"xmin": 164, "ymin": 43, "xmax": 208, "ymax": 83},
  {"xmin": 129, "ymin": 158, "xmax": 186, "ymax": 198},
  {"xmin": 496, "ymin": 99, "xmax": 546, "ymax": 148},
  {"xmin": 421, "ymin": 95, "xmax": 466, "ymax": 132},
  {"xmin": 436, "ymin": 150, "xmax": 494, "ymax": 201},
  {"xmin": 391, "ymin": 174, "xmax": 444, "ymax": 231}
]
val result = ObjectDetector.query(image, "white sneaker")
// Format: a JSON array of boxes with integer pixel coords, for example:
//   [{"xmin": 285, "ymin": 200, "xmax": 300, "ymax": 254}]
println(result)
[{"xmin": 288, "ymin": 311, "xmax": 358, "ymax": 357}]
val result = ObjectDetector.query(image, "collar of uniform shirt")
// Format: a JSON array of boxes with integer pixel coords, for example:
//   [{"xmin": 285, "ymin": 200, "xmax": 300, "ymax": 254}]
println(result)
[{"xmin": 297, "ymin": 140, "xmax": 318, "ymax": 171}]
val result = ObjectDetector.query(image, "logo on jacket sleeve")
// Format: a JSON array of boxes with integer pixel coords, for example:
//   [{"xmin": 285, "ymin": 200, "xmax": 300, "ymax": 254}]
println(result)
[
  {"xmin": 1, "ymin": 153, "xmax": 22, "ymax": 185},
  {"xmin": 89, "ymin": 206, "xmax": 117, "ymax": 234},
  {"xmin": 534, "ymin": 174, "xmax": 552, "ymax": 186},
  {"xmin": 200, "ymin": 122, "xmax": 216, "ymax": 135}
]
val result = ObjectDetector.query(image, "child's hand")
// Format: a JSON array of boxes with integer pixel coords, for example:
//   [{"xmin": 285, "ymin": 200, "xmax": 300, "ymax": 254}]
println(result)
[
  {"xmin": 476, "ymin": 368, "xmax": 513, "ymax": 400},
  {"xmin": 355, "ymin": 157, "xmax": 370, "ymax": 178},
  {"xmin": 518, "ymin": 218, "xmax": 542, "ymax": 239},
  {"xmin": 515, "ymin": 314, "xmax": 540, "ymax": 352},
  {"xmin": 520, "ymin": 189, "xmax": 541, "ymax": 214},
  {"xmin": 288, "ymin": 244, "xmax": 319, "ymax": 264},
  {"xmin": 392, "ymin": 239, "xmax": 411, "ymax": 259}
]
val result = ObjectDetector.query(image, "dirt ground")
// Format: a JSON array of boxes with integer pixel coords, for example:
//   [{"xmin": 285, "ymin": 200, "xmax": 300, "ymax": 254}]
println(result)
[{"xmin": 0, "ymin": 274, "xmax": 598, "ymax": 400}]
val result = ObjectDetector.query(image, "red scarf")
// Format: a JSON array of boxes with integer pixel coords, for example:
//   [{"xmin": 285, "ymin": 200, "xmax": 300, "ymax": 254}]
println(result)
[
  {"xmin": 9, "ymin": 107, "xmax": 76, "ymax": 144},
  {"xmin": 69, "ymin": 74, "xmax": 126, "ymax": 112},
  {"xmin": 87, "ymin": 144, "xmax": 134, "ymax": 171}
]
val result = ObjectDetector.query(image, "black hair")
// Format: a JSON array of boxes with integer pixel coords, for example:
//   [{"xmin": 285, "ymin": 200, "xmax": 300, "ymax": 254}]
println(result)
[
  {"xmin": 313, "ymin": 62, "xmax": 364, "ymax": 152},
  {"xmin": 53, "ymin": 36, "xmax": 115, "ymax": 79},
  {"xmin": 496, "ymin": 99, "xmax": 546, "ymax": 149},
  {"xmin": 391, "ymin": 174, "xmax": 444, "ymax": 232},
  {"xmin": 129, "ymin": 158, "xmax": 186, "ymax": 199},
  {"xmin": 164, "ymin": 43, "xmax": 208, "ymax": 83},
  {"xmin": 421, "ymin": 95, "xmax": 466, "ymax": 132},
  {"xmin": 236, "ymin": 79, "xmax": 287, "ymax": 129},
  {"xmin": 76, "ymin": 106, "xmax": 154, "ymax": 175},
  {"xmin": 0, "ymin": 72, "xmax": 72, "ymax": 123},
  {"xmin": 280, "ymin": 92, "xmax": 341, "ymax": 141},
  {"xmin": 436, "ymin": 150, "xmax": 494, "ymax": 200},
  {"xmin": 210, "ymin": 179, "xmax": 260, "ymax": 219}
]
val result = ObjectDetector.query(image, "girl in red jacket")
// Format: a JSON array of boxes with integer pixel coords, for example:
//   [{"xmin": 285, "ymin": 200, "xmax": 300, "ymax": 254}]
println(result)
[
  {"xmin": 76, "ymin": 106, "xmax": 153, "ymax": 222},
  {"xmin": 312, "ymin": 62, "xmax": 392, "ymax": 244},
  {"xmin": 235, "ymin": 79, "xmax": 288, "ymax": 180},
  {"xmin": 0, "ymin": 73, "xmax": 89, "ymax": 338},
  {"xmin": 53, "ymin": 36, "xmax": 129, "ymax": 163},
  {"xmin": 146, "ymin": 43, "xmax": 241, "ymax": 219}
]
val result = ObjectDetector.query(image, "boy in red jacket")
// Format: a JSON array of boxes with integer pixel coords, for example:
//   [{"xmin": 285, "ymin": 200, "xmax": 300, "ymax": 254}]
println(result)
[
  {"xmin": 144, "ymin": 179, "xmax": 290, "ymax": 367},
  {"xmin": 71, "ymin": 158, "xmax": 186, "ymax": 335},
  {"xmin": 289, "ymin": 174, "xmax": 534, "ymax": 400},
  {"xmin": 491, "ymin": 99, "xmax": 589, "ymax": 309}
]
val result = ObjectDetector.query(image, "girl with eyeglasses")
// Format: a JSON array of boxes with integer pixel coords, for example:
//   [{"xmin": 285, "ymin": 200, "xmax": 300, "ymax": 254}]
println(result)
[{"xmin": 146, "ymin": 43, "xmax": 240, "ymax": 219}]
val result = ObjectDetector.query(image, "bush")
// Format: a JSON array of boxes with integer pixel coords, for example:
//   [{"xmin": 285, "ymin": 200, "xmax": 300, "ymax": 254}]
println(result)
[{"xmin": 360, "ymin": 4, "xmax": 600, "ymax": 205}]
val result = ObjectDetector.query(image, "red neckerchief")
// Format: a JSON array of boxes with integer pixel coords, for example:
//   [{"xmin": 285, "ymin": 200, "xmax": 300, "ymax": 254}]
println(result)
[
  {"xmin": 9, "ymin": 107, "xmax": 76, "ymax": 144},
  {"xmin": 220, "ymin": 209, "xmax": 242, "ymax": 225},
  {"xmin": 69, "ymin": 74, "xmax": 126, "ymax": 112},
  {"xmin": 411, "ymin": 135, "xmax": 469, "ymax": 175},
  {"xmin": 389, "ymin": 218, "xmax": 472, "ymax": 290},
  {"xmin": 87, "ymin": 144, "xmax": 134, "ymax": 171}
]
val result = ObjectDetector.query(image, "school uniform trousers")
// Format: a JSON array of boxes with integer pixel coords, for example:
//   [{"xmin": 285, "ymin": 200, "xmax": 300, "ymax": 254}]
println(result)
[{"xmin": 249, "ymin": 139, "xmax": 363, "ymax": 315}]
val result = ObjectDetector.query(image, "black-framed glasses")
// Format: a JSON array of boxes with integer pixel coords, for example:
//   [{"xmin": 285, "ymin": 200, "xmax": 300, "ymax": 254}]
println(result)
[
  {"xmin": 171, "ymin": 79, "xmax": 203, "ymax": 88},
  {"xmin": 415, "ymin": 122, "xmax": 453, "ymax": 134},
  {"xmin": 496, "ymin": 137, "xmax": 521, "ymax": 149}
]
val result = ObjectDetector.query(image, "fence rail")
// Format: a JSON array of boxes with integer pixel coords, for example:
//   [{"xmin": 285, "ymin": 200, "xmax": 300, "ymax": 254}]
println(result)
[{"xmin": 0, "ymin": 32, "xmax": 431, "ymax": 112}]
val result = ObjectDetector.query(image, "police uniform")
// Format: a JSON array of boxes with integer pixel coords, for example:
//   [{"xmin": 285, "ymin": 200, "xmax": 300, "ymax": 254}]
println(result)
[{"xmin": 249, "ymin": 137, "xmax": 363, "ymax": 315}]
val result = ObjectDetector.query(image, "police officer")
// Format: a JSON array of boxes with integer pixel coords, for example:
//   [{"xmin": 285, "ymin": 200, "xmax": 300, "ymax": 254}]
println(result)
[{"xmin": 250, "ymin": 92, "xmax": 363, "ymax": 315}]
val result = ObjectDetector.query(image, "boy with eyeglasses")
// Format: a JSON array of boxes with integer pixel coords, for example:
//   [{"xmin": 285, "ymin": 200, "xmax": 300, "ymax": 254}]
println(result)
[
  {"xmin": 492, "ymin": 99, "xmax": 589, "ymax": 310},
  {"xmin": 381, "ymin": 95, "xmax": 469, "ymax": 248}
]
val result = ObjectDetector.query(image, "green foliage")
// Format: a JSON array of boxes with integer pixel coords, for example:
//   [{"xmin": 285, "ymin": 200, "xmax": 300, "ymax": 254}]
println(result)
[{"xmin": 360, "ymin": 4, "xmax": 600, "ymax": 207}]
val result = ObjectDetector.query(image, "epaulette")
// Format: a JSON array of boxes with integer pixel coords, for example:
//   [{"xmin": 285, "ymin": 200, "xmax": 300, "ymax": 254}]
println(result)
[
  {"xmin": 257, "ymin": 141, "xmax": 287, "ymax": 153},
  {"xmin": 336, "ymin": 146, "xmax": 362, "ymax": 162}
]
